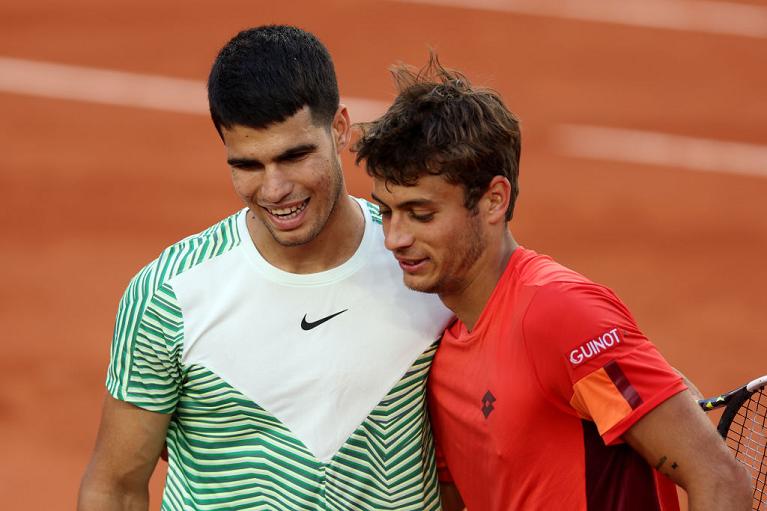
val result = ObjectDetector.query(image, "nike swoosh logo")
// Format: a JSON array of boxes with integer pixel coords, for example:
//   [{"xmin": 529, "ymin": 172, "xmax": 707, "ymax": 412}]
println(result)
[{"xmin": 301, "ymin": 309, "xmax": 348, "ymax": 330}]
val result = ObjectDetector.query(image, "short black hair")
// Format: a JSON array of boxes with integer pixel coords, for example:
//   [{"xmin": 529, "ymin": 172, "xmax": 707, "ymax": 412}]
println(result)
[{"xmin": 208, "ymin": 25, "xmax": 340, "ymax": 135}]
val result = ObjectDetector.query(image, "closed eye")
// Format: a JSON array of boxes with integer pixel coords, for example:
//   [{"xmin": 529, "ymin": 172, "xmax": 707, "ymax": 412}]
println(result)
[
  {"xmin": 280, "ymin": 150, "xmax": 312, "ymax": 162},
  {"xmin": 229, "ymin": 161, "xmax": 262, "ymax": 171},
  {"xmin": 409, "ymin": 211, "xmax": 434, "ymax": 222},
  {"xmin": 277, "ymin": 144, "xmax": 317, "ymax": 163}
]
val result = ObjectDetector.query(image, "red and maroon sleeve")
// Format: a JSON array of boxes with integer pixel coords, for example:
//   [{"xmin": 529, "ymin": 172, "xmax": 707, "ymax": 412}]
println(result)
[{"xmin": 522, "ymin": 281, "xmax": 686, "ymax": 445}]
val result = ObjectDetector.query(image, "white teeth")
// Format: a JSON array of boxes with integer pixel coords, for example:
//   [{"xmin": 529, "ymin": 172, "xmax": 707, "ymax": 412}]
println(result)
[{"xmin": 268, "ymin": 200, "xmax": 307, "ymax": 219}]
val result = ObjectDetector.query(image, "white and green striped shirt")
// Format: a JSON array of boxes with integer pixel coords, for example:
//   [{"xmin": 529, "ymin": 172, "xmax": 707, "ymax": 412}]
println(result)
[{"xmin": 107, "ymin": 198, "xmax": 453, "ymax": 510}]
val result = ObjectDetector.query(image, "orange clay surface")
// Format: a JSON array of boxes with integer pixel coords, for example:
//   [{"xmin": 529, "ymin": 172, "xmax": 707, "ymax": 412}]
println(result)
[{"xmin": 1, "ymin": 1, "xmax": 766, "ymax": 508}]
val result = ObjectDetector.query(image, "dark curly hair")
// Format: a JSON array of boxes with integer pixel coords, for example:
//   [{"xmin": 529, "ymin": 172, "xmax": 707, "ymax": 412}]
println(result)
[{"xmin": 354, "ymin": 53, "xmax": 521, "ymax": 220}]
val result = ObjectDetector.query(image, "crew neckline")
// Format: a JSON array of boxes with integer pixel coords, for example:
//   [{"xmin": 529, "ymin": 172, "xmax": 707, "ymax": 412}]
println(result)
[{"xmin": 237, "ymin": 197, "xmax": 375, "ymax": 286}]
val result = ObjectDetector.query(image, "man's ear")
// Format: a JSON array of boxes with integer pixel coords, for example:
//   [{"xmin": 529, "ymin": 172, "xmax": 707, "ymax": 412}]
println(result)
[
  {"xmin": 482, "ymin": 175, "xmax": 512, "ymax": 224},
  {"xmin": 332, "ymin": 105, "xmax": 351, "ymax": 153}
]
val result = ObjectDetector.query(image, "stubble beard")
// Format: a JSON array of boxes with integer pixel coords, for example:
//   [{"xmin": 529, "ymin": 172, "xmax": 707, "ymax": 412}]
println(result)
[{"xmin": 406, "ymin": 213, "xmax": 486, "ymax": 296}]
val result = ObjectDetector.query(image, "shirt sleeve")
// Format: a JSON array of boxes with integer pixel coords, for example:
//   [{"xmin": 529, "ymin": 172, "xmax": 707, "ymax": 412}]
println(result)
[
  {"xmin": 522, "ymin": 281, "xmax": 686, "ymax": 445},
  {"xmin": 106, "ymin": 266, "xmax": 183, "ymax": 414}
]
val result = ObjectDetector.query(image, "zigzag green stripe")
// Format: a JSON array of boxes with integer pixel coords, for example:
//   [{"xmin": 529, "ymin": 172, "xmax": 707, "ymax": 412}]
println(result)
[
  {"xmin": 107, "ymin": 213, "xmax": 240, "ymax": 408},
  {"xmin": 155, "ymin": 345, "xmax": 439, "ymax": 510},
  {"xmin": 109, "ymin": 205, "xmax": 441, "ymax": 509}
]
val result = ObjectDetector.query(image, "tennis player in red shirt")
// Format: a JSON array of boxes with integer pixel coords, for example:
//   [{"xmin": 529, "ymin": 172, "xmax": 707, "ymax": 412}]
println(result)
[{"xmin": 354, "ymin": 55, "xmax": 752, "ymax": 511}]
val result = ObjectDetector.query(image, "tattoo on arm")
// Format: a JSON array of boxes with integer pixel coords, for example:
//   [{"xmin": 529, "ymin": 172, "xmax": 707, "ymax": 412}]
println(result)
[{"xmin": 654, "ymin": 455, "xmax": 679, "ymax": 476}]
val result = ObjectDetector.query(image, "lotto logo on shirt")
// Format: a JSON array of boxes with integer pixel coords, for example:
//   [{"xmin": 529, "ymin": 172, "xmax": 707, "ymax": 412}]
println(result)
[{"xmin": 569, "ymin": 328, "xmax": 622, "ymax": 366}]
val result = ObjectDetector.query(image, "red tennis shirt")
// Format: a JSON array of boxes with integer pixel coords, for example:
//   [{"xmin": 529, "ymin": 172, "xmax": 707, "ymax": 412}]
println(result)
[{"xmin": 428, "ymin": 247, "xmax": 687, "ymax": 511}]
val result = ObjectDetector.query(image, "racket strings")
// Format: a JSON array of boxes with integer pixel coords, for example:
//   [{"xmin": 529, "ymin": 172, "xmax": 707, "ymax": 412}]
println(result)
[{"xmin": 727, "ymin": 388, "xmax": 767, "ymax": 510}]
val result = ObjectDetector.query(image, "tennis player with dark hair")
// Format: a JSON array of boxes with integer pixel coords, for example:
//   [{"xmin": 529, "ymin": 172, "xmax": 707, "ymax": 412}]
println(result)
[
  {"xmin": 77, "ymin": 26, "xmax": 452, "ymax": 510},
  {"xmin": 355, "ymin": 55, "xmax": 752, "ymax": 511}
]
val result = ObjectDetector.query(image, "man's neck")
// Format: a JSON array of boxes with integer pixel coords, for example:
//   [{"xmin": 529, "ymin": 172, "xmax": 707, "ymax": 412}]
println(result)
[
  {"xmin": 441, "ymin": 232, "xmax": 517, "ymax": 332},
  {"xmin": 248, "ymin": 194, "xmax": 365, "ymax": 274}
]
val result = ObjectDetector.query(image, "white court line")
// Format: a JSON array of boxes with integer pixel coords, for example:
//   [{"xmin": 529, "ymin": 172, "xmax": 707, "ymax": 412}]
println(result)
[
  {"xmin": 2, "ymin": 57, "xmax": 765, "ymax": 178},
  {"xmin": 557, "ymin": 124, "xmax": 767, "ymax": 178},
  {"xmin": 393, "ymin": 0, "xmax": 767, "ymax": 38},
  {"xmin": 0, "ymin": 57, "xmax": 208, "ymax": 114},
  {"xmin": 0, "ymin": 57, "xmax": 388, "ymax": 121}
]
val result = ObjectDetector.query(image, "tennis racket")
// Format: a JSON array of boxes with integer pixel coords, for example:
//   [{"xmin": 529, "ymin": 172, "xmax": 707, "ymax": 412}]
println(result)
[{"xmin": 698, "ymin": 374, "xmax": 767, "ymax": 510}]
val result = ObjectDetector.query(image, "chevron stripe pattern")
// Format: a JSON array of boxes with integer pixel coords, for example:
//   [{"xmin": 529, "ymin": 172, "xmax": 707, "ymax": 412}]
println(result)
[
  {"xmin": 107, "ymin": 213, "xmax": 241, "ymax": 410},
  {"xmin": 156, "ymin": 346, "xmax": 439, "ymax": 510},
  {"xmin": 106, "ymin": 206, "xmax": 442, "ymax": 509}
]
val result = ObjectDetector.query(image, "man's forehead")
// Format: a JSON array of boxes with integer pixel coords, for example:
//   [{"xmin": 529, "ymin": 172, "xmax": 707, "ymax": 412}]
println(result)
[
  {"xmin": 373, "ymin": 175, "xmax": 457, "ymax": 203},
  {"xmin": 223, "ymin": 118, "xmax": 320, "ymax": 158}
]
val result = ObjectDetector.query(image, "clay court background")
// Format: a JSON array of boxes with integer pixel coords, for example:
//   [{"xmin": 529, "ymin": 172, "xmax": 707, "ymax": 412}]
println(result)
[{"xmin": 1, "ymin": 1, "xmax": 766, "ymax": 508}]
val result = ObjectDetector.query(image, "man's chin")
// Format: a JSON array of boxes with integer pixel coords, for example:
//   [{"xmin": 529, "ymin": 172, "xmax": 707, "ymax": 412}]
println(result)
[
  {"xmin": 271, "ymin": 232, "xmax": 314, "ymax": 247},
  {"xmin": 402, "ymin": 276, "xmax": 439, "ymax": 295},
  {"xmin": 260, "ymin": 221, "xmax": 310, "ymax": 247}
]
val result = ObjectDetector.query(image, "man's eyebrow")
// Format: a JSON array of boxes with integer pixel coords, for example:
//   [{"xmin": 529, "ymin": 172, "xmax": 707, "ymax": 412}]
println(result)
[
  {"xmin": 226, "ymin": 143, "xmax": 318, "ymax": 167},
  {"xmin": 370, "ymin": 193, "xmax": 389, "ymax": 208},
  {"xmin": 371, "ymin": 193, "xmax": 436, "ymax": 209},
  {"xmin": 227, "ymin": 157, "xmax": 261, "ymax": 167}
]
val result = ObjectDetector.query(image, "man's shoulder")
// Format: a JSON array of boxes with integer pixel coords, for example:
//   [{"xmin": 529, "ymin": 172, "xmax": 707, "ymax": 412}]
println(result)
[
  {"xmin": 513, "ymin": 248, "xmax": 592, "ymax": 288},
  {"xmin": 510, "ymin": 249, "xmax": 628, "ymax": 334},
  {"xmin": 164, "ymin": 210, "xmax": 243, "ymax": 258},
  {"xmin": 524, "ymin": 277, "xmax": 621, "ymax": 327},
  {"xmin": 127, "ymin": 211, "xmax": 244, "ymax": 295},
  {"xmin": 511, "ymin": 249, "xmax": 611, "ymax": 303}
]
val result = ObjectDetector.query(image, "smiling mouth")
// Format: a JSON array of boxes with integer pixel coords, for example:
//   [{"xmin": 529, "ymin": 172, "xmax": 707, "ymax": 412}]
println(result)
[
  {"xmin": 397, "ymin": 257, "xmax": 428, "ymax": 271},
  {"xmin": 264, "ymin": 199, "xmax": 309, "ymax": 219}
]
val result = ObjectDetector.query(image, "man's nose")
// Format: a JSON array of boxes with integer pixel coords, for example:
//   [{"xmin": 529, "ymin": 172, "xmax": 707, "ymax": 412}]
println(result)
[
  {"xmin": 260, "ymin": 166, "xmax": 292, "ymax": 203},
  {"xmin": 383, "ymin": 215, "xmax": 414, "ymax": 252}
]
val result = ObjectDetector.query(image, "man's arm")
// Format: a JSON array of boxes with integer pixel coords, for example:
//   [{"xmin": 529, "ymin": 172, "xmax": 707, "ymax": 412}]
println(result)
[
  {"xmin": 675, "ymin": 368, "xmax": 704, "ymax": 400},
  {"xmin": 78, "ymin": 394, "xmax": 171, "ymax": 511},
  {"xmin": 623, "ymin": 389, "xmax": 752, "ymax": 511}
]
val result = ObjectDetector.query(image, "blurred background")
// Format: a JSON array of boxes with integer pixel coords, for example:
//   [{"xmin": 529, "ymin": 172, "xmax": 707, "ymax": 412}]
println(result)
[{"xmin": 1, "ymin": 0, "xmax": 765, "ymax": 508}]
